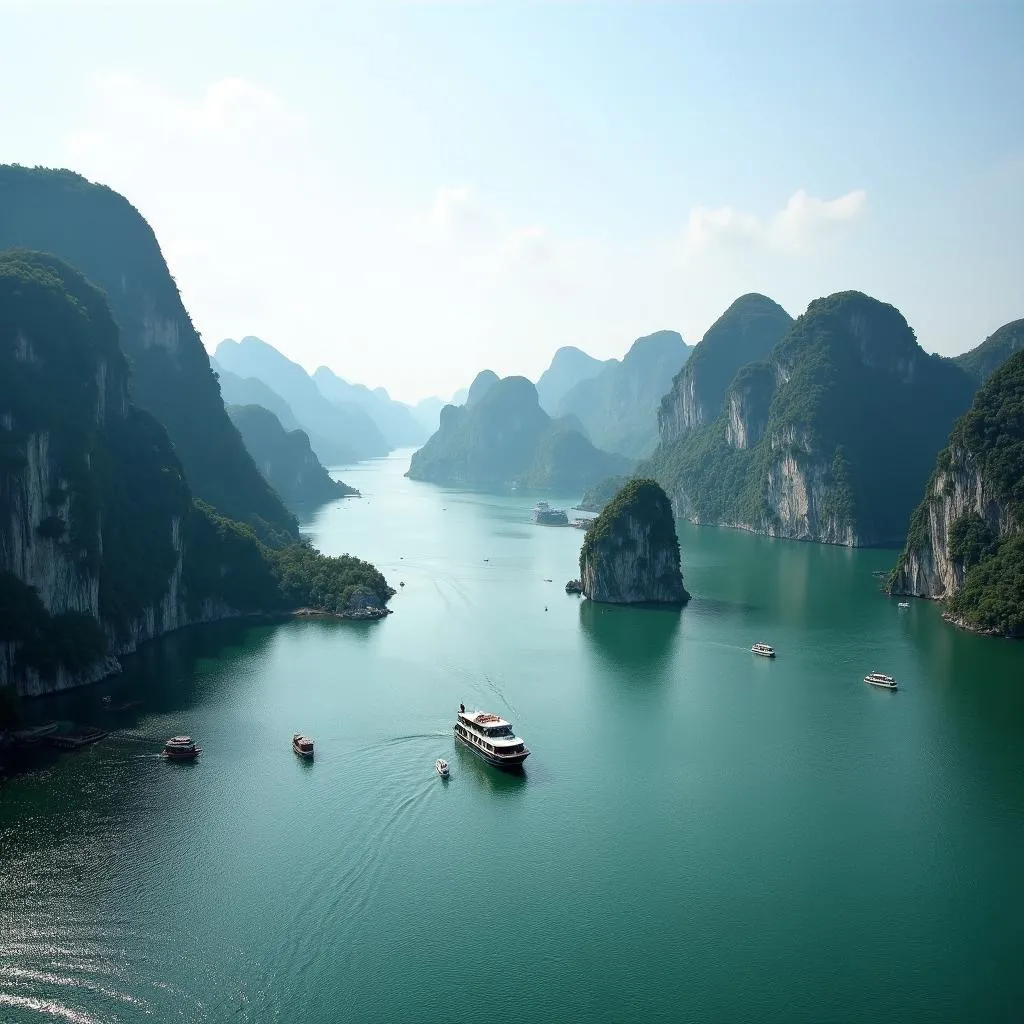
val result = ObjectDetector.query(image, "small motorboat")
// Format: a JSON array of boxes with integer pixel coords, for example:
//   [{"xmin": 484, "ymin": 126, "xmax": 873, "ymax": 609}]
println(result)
[
  {"xmin": 293, "ymin": 734, "xmax": 315, "ymax": 760},
  {"xmin": 751, "ymin": 642, "xmax": 776, "ymax": 658},
  {"xmin": 163, "ymin": 736, "xmax": 201, "ymax": 761},
  {"xmin": 435, "ymin": 758, "xmax": 450, "ymax": 777}
]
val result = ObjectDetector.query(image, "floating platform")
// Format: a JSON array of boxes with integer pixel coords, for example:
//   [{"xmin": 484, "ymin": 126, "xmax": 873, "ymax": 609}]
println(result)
[{"xmin": 47, "ymin": 725, "xmax": 108, "ymax": 750}]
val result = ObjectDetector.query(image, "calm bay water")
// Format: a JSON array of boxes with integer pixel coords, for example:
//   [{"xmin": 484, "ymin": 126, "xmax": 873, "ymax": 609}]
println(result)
[{"xmin": 2, "ymin": 449, "xmax": 1023, "ymax": 1023}]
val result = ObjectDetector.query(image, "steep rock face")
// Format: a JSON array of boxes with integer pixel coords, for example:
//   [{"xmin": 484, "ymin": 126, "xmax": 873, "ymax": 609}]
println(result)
[
  {"xmin": 557, "ymin": 330, "xmax": 690, "ymax": 458},
  {"xmin": 213, "ymin": 359, "xmax": 301, "ymax": 430},
  {"xmin": 406, "ymin": 376, "xmax": 630, "ymax": 489},
  {"xmin": 0, "ymin": 165, "xmax": 296, "ymax": 546},
  {"xmin": 226, "ymin": 404, "xmax": 355, "ymax": 507},
  {"xmin": 579, "ymin": 479, "xmax": 688, "ymax": 604},
  {"xmin": 641, "ymin": 292, "xmax": 975, "ymax": 547},
  {"xmin": 659, "ymin": 294, "xmax": 792, "ymax": 443},
  {"xmin": 889, "ymin": 350, "xmax": 1024, "ymax": 635}
]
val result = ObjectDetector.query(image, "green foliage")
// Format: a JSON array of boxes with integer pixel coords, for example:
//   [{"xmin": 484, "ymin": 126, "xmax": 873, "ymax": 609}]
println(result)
[
  {"xmin": 948, "ymin": 512, "xmax": 998, "ymax": 569},
  {"xmin": 947, "ymin": 534, "xmax": 1024, "ymax": 637},
  {"xmin": 954, "ymin": 319, "xmax": 1024, "ymax": 384},
  {"xmin": 580, "ymin": 475, "xmax": 632, "ymax": 512},
  {"xmin": 580, "ymin": 478, "xmax": 680, "ymax": 572},
  {"xmin": 272, "ymin": 543, "xmax": 394, "ymax": 613},
  {"xmin": 897, "ymin": 351, "xmax": 1024, "ymax": 634},
  {"xmin": 659, "ymin": 294, "xmax": 792, "ymax": 437},
  {"xmin": 0, "ymin": 164, "xmax": 297, "ymax": 546},
  {"xmin": 645, "ymin": 291, "xmax": 976, "ymax": 544}
]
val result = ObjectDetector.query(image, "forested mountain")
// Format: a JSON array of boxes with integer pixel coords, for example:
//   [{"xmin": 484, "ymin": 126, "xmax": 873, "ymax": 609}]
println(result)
[
  {"xmin": 642, "ymin": 291, "xmax": 976, "ymax": 546},
  {"xmin": 536, "ymin": 346, "xmax": 614, "ymax": 415},
  {"xmin": 658, "ymin": 294, "xmax": 793, "ymax": 441},
  {"xmin": 215, "ymin": 336, "xmax": 388, "ymax": 464},
  {"xmin": 556, "ymin": 331, "xmax": 690, "ymax": 458},
  {"xmin": 889, "ymin": 350, "xmax": 1024, "ymax": 635},
  {"xmin": 0, "ymin": 252, "xmax": 392, "ymax": 695},
  {"xmin": 406, "ymin": 376, "xmax": 631, "ymax": 490},
  {"xmin": 226, "ymin": 405, "xmax": 355, "ymax": 507},
  {"xmin": 0, "ymin": 165, "xmax": 296, "ymax": 546},
  {"xmin": 954, "ymin": 319, "xmax": 1024, "ymax": 384}
]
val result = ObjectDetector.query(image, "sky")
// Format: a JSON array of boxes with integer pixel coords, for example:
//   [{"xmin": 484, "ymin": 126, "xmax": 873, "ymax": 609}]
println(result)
[{"xmin": 1, "ymin": 1, "xmax": 1023, "ymax": 405}]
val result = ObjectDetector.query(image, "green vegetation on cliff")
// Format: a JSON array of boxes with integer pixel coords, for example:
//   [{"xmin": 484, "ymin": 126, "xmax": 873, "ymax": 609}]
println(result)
[
  {"xmin": 407, "ymin": 375, "xmax": 631, "ymax": 490},
  {"xmin": 579, "ymin": 478, "xmax": 688, "ymax": 604},
  {"xmin": 226, "ymin": 404, "xmax": 354, "ymax": 508},
  {"xmin": 893, "ymin": 350, "xmax": 1024, "ymax": 635},
  {"xmin": 659, "ymin": 294, "xmax": 792, "ymax": 437},
  {"xmin": 954, "ymin": 319, "xmax": 1024, "ymax": 384},
  {"xmin": 0, "ymin": 251, "xmax": 392, "ymax": 688},
  {"xmin": 641, "ymin": 291, "xmax": 976, "ymax": 545},
  {"xmin": 0, "ymin": 164, "xmax": 296, "ymax": 545}
]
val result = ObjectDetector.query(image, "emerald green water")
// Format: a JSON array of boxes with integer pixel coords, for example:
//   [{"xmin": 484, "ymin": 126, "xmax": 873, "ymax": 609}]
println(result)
[{"xmin": 2, "ymin": 450, "xmax": 1023, "ymax": 1023}]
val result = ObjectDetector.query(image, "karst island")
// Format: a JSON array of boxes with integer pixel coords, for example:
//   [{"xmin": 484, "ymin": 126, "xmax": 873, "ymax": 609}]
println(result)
[{"xmin": 578, "ymin": 478, "xmax": 690, "ymax": 605}]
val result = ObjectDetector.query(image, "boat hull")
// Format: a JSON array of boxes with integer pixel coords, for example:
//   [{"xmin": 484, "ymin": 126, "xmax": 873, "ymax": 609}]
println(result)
[
  {"xmin": 163, "ymin": 749, "xmax": 200, "ymax": 761},
  {"xmin": 752, "ymin": 650, "xmax": 775, "ymax": 658},
  {"xmin": 865, "ymin": 679, "xmax": 898, "ymax": 690},
  {"xmin": 293, "ymin": 746, "xmax": 314, "ymax": 759},
  {"xmin": 454, "ymin": 729, "xmax": 529, "ymax": 770}
]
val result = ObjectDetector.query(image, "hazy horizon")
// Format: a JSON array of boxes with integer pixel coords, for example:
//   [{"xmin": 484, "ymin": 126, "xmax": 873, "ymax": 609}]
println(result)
[{"xmin": 2, "ymin": 2, "xmax": 1022, "ymax": 404}]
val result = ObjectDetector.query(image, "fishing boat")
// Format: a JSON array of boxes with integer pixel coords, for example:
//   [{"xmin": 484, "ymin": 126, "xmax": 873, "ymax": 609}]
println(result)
[
  {"xmin": 163, "ymin": 736, "xmax": 201, "ymax": 761},
  {"xmin": 453, "ymin": 705, "xmax": 529, "ymax": 770},
  {"xmin": 292, "ymin": 734, "xmax": 314, "ymax": 760},
  {"xmin": 751, "ymin": 642, "xmax": 776, "ymax": 658},
  {"xmin": 864, "ymin": 672, "xmax": 898, "ymax": 690},
  {"xmin": 435, "ymin": 758, "xmax": 449, "ymax": 777}
]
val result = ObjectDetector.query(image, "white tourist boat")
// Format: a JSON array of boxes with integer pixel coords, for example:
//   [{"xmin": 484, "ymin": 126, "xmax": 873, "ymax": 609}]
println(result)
[
  {"xmin": 453, "ymin": 704, "xmax": 530, "ymax": 769},
  {"xmin": 898, "ymin": 601, "xmax": 909, "ymax": 609},
  {"xmin": 751, "ymin": 642, "xmax": 776, "ymax": 658},
  {"xmin": 435, "ymin": 758, "xmax": 449, "ymax": 777},
  {"xmin": 864, "ymin": 672, "xmax": 898, "ymax": 690}
]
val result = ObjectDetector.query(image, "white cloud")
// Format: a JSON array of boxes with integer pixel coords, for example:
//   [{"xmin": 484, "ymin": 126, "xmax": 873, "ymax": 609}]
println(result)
[{"xmin": 682, "ymin": 188, "xmax": 867, "ymax": 255}]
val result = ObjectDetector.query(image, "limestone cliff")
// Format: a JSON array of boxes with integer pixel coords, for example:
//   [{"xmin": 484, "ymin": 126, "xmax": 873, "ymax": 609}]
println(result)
[
  {"xmin": 658, "ymin": 294, "xmax": 792, "ymax": 443},
  {"xmin": 579, "ymin": 479, "xmax": 688, "ymax": 605},
  {"xmin": 0, "ymin": 164, "xmax": 296, "ymax": 545},
  {"xmin": 641, "ymin": 291, "xmax": 975, "ymax": 547},
  {"xmin": 889, "ymin": 350, "xmax": 1024, "ymax": 636}
]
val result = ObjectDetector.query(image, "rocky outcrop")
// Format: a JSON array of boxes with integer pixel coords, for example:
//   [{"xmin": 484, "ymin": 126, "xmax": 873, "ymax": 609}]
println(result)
[
  {"xmin": 579, "ymin": 479, "xmax": 688, "ymax": 605},
  {"xmin": 954, "ymin": 319, "xmax": 1024, "ymax": 384},
  {"xmin": 536, "ymin": 346, "xmax": 614, "ymax": 415},
  {"xmin": 889, "ymin": 350, "xmax": 1024, "ymax": 635},
  {"xmin": 466, "ymin": 370, "xmax": 500, "ymax": 407}
]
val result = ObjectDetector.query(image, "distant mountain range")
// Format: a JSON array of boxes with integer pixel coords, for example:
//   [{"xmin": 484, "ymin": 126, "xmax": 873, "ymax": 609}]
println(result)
[
  {"xmin": 406, "ymin": 376, "xmax": 631, "ymax": 490},
  {"xmin": 554, "ymin": 330, "xmax": 691, "ymax": 459},
  {"xmin": 536, "ymin": 346, "xmax": 615, "ymax": 415}
]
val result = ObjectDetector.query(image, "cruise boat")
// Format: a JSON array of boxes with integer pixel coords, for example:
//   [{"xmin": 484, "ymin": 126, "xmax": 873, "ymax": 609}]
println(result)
[
  {"xmin": 864, "ymin": 672, "xmax": 898, "ymax": 690},
  {"xmin": 292, "ymin": 733, "xmax": 314, "ymax": 759},
  {"xmin": 532, "ymin": 501, "xmax": 568, "ymax": 526},
  {"xmin": 435, "ymin": 758, "xmax": 449, "ymax": 777},
  {"xmin": 751, "ymin": 642, "xmax": 776, "ymax": 658},
  {"xmin": 453, "ymin": 705, "xmax": 530, "ymax": 769},
  {"xmin": 163, "ymin": 736, "xmax": 201, "ymax": 761}
]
